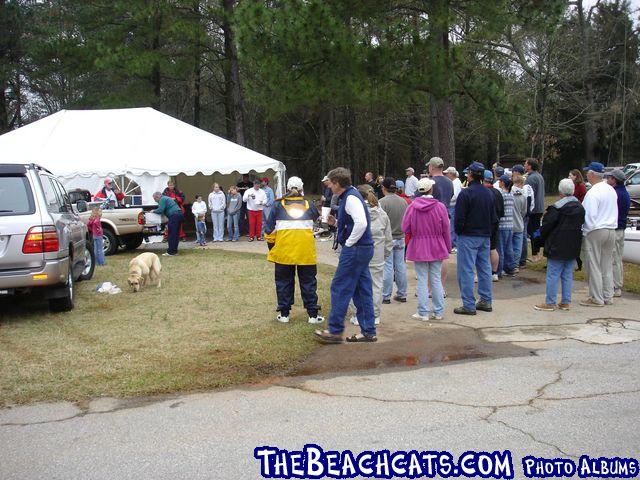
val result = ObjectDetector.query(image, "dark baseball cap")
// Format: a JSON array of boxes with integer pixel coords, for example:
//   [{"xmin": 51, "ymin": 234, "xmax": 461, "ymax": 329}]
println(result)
[
  {"xmin": 605, "ymin": 169, "xmax": 626, "ymax": 182},
  {"xmin": 499, "ymin": 174, "xmax": 512, "ymax": 187},
  {"xmin": 583, "ymin": 162, "xmax": 604, "ymax": 173},
  {"xmin": 512, "ymin": 164, "xmax": 525, "ymax": 174},
  {"xmin": 495, "ymin": 166, "xmax": 505, "ymax": 176},
  {"xmin": 468, "ymin": 162, "xmax": 485, "ymax": 173},
  {"xmin": 382, "ymin": 177, "xmax": 397, "ymax": 191}
]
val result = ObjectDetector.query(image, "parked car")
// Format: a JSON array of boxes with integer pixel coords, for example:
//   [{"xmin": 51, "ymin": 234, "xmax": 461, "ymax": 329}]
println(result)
[
  {"xmin": 69, "ymin": 188, "xmax": 163, "ymax": 256},
  {"xmin": 623, "ymin": 162, "xmax": 640, "ymax": 178},
  {"xmin": 0, "ymin": 164, "xmax": 94, "ymax": 312},
  {"xmin": 626, "ymin": 169, "xmax": 640, "ymax": 208}
]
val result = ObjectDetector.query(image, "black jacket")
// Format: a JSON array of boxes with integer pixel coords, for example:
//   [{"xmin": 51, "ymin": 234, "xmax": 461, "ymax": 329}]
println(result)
[
  {"xmin": 455, "ymin": 181, "xmax": 498, "ymax": 237},
  {"xmin": 539, "ymin": 197, "xmax": 585, "ymax": 261}
]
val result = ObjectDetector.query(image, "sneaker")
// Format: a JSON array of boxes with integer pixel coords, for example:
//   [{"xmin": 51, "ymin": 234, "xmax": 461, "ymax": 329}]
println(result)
[
  {"xmin": 604, "ymin": 299, "xmax": 613, "ymax": 305},
  {"xmin": 382, "ymin": 298, "xmax": 391, "ymax": 304},
  {"xmin": 308, "ymin": 316, "xmax": 325, "ymax": 324},
  {"xmin": 374, "ymin": 317, "xmax": 380, "ymax": 325},
  {"xmin": 430, "ymin": 313, "xmax": 444, "ymax": 321},
  {"xmin": 492, "ymin": 274, "xmax": 499, "ymax": 282},
  {"xmin": 393, "ymin": 295, "xmax": 407, "ymax": 303},
  {"xmin": 558, "ymin": 303, "xmax": 571, "ymax": 310},
  {"xmin": 533, "ymin": 303, "xmax": 556, "ymax": 312},
  {"xmin": 475, "ymin": 300, "xmax": 493, "ymax": 312},
  {"xmin": 412, "ymin": 313, "xmax": 430, "ymax": 321},
  {"xmin": 349, "ymin": 316, "xmax": 359, "ymax": 326},
  {"xmin": 276, "ymin": 314, "xmax": 290, "ymax": 323},
  {"xmin": 454, "ymin": 306, "xmax": 477, "ymax": 315},
  {"xmin": 579, "ymin": 298, "xmax": 604, "ymax": 307},
  {"xmin": 513, "ymin": 267, "xmax": 520, "ymax": 273},
  {"xmin": 613, "ymin": 289, "xmax": 622, "ymax": 298},
  {"xmin": 248, "ymin": 237, "xmax": 254, "ymax": 242},
  {"xmin": 450, "ymin": 248, "xmax": 457, "ymax": 254},
  {"xmin": 162, "ymin": 252, "xmax": 176, "ymax": 256},
  {"xmin": 257, "ymin": 237, "xmax": 264, "ymax": 241}
]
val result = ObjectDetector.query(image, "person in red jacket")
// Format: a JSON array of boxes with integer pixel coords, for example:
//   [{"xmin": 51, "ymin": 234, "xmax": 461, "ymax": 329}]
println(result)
[
  {"xmin": 93, "ymin": 178, "xmax": 124, "ymax": 208},
  {"xmin": 569, "ymin": 169, "xmax": 587, "ymax": 203},
  {"xmin": 162, "ymin": 180, "xmax": 187, "ymax": 241}
]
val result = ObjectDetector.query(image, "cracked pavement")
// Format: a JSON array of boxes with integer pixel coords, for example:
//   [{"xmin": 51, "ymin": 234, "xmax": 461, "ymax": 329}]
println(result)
[{"xmin": 2, "ymin": 241, "xmax": 640, "ymax": 479}]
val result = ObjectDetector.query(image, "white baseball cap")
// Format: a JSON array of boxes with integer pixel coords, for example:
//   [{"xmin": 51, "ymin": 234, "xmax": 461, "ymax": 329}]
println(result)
[
  {"xmin": 287, "ymin": 176, "xmax": 304, "ymax": 190},
  {"xmin": 417, "ymin": 177, "xmax": 435, "ymax": 192}
]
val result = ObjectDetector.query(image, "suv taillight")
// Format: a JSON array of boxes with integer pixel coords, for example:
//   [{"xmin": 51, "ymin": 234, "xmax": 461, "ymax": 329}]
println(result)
[
  {"xmin": 138, "ymin": 212, "xmax": 145, "ymax": 225},
  {"xmin": 22, "ymin": 226, "xmax": 59, "ymax": 254}
]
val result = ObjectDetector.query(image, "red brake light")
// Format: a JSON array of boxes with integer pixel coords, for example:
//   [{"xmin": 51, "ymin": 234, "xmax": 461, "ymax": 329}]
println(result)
[
  {"xmin": 138, "ymin": 212, "xmax": 145, "ymax": 225},
  {"xmin": 22, "ymin": 226, "xmax": 59, "ymax": 254}
]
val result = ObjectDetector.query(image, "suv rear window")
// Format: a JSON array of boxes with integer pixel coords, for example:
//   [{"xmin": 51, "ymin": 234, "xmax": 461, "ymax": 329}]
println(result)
[{"xmin": 0, "ymin": 176, "xmax": 35, "ymax": 216}]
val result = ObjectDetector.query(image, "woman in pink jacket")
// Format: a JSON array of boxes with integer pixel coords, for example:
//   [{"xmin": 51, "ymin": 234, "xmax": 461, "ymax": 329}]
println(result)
[{"xmin": 402, "ymin": 178, "xmax": 451, "ymax": 320}]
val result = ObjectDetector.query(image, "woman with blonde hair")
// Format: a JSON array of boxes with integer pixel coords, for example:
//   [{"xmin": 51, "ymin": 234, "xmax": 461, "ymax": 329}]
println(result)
[{"xmin": 349, "ymin": 184, "xmax": 393, "ymax": 326}]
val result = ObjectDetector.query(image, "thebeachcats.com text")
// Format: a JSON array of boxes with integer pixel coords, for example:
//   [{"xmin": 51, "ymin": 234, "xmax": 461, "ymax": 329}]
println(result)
[{"xmin": 254, "ymin": 445, "xmax": 639, "ymax": 479}]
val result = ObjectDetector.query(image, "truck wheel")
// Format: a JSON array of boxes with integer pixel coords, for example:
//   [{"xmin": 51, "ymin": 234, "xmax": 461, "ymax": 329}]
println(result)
[
  {"xmin": 122, "ymin": 233, "xmax": 144, "ymax": 251},
  {"xmin": 103, "ymin": 228, "xmax": 119, "ymax": 256},
  {"xmin": 49, "ymin": 265, "xmax": 75, "ymax": 313},
  {"xmin": 79, "ymin": 239, "xmax": 95, "ymax": 281}
]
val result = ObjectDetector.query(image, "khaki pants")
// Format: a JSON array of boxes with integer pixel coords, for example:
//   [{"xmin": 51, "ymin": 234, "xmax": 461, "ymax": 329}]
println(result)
[
  {"xmin": 582, "ymin": 229, "xmax": 615, "ymax": 304},
  {"xmin": 613, "ymin": 229, "xmax": 625, "ymax": 292},
  {"xmin": 350, "ymin": 261, "xmax": 384, "ymax": 320}
]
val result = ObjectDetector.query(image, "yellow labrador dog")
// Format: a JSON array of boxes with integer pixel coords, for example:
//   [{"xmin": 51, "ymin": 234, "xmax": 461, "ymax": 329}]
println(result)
[{"xmin": 127, "ymin": 252, "xmax": 162, "ymax": 292}]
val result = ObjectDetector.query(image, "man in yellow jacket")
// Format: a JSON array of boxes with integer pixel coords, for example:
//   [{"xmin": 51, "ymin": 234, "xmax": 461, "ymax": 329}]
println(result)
[{"xmin": 264, "ymin": 176, "xmax": 324, "ymax": 324}]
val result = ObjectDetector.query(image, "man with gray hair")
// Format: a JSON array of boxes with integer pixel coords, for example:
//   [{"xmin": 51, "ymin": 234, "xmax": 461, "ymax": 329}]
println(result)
[
  {"xmin": 533, "ymin": 179, "xmax": 585, "ymax": 311},
  {"xmin": 579, "ymin": 162, "xmax": 618, "ymax": 307}
]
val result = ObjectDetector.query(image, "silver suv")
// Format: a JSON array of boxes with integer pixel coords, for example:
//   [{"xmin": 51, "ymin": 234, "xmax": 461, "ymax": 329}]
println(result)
[{"xmin": 0, "ymin": 164, "xmax": 94, "ymax": 312}]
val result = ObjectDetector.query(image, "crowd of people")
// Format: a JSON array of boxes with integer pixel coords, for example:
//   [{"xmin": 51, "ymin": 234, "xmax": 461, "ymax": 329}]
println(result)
[{"xmin": 261, "ymin": 158, "xmax": 631, "ymax": 345}]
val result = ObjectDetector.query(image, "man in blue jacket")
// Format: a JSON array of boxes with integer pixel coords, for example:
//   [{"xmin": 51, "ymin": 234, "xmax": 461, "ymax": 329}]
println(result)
[
  {"xmin": 314, "ymin": 167, "xmax": 376, "ymax": 343},
  {"xmin": 153, "ymin": 191, "xmax": 184, "ymax": 256},
  {"xmin": 606, "ymin": 170, "xmax": 631, "ymax": 297},
  {"xmin": 454, "ymin": 162, "xmax": 498, "ymax": 315}
]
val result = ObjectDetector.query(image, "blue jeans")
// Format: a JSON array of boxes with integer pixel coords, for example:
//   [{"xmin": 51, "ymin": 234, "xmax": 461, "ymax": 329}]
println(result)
[
  {"xmin": 383, "ymin": 238, "xmax": 407, "ymax": 300},
  {"xmin": 211, "ymin": 211, "xmax": 224, "ymax": 241},
  {"xmin": 167, "ymin": 213, "xmax": 184, "ymax": 255},
  {"xmin": 448, "ymin": 205, "xmax": 457, "ymax": 249},
  {"xmin": 415, "ymin": 261, "xmax": 444, "ymax": 316},
  {"xmin": 93, "ymin": 236, "xmax": 105, "ymax": 266},
  {"xmin": 520, "ymin": 217, "xmax": 529, "ymax": 266},
  {"xmin": 226, "ymin": 212, "xmax": 240, "ymax": 240},
  {"xmin": 512, "ymin": 231, "xmax": 523, "ymax": 269},
  {"xmin": 328, "ymin": 245, "xmax": 375, "ymax": 337},
  {"xmin": 457, "ymin": 235, "xmax": 492, "ymax": 310},
  {"xmin": 497, "ymin": 228, "xmax": 514, "ymax": 276},
  {"xmin": 262, "ymin": 206, "xmax": 273, "ymax": 235},
  {"xmin": 196, "ymin": 223, "xmax": 207, "ymax": 245},
  {"xmin": 546, "ymin": 258, "xmax": 575, "ymax": 305}
]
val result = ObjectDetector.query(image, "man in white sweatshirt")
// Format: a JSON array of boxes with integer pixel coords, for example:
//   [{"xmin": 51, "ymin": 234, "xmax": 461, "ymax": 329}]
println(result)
[
  {"xmin": 580, "ymin": 162, "xmax": 619, "ymax": 307},
  {"xmin": 243, "ymin": 179, "xmax": 267, "ymax": 241}
]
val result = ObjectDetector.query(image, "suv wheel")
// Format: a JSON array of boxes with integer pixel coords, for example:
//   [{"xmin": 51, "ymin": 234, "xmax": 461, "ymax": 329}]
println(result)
[
  {"xmin": 103, "ymin": 228, "xmax": 118, "ymax": 256},
  {"xmin": 123, "ymin": 233, "xmax": 144, "ymax": 251},
  {"xmin": 49, "ymin": 265, "xmax": 75, "ymax": 312},
  {"xmin": 79, "ymin": 240, "xmax": 95, "ymax": 281}
]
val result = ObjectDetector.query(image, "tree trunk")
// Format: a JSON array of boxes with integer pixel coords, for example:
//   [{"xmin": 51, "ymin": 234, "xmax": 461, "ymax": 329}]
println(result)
[
  {"xmin": 192, "ymin": 1, "xmax": 201, "ymax": 127},
  {"xmin": 222, "ymin": 0, "xmax": 246, "ymax": 146},
  {"xmin": 430, "ymin": 95, "xmax": 440, "ymax": 157},
  {"xmin": 150, "ymin": 1, "xmax": 162, "ymax": 108},
  {"xmin": 0, "ymin": 76, "xmax": 8, "ymax": 134},
  {"xmin": 318, "ymin": 111, "xmax": 327, "ymax": 179},
  {"xmin": 435, "ymin": 97, "xmax": 455, "ymax": 169},
  {"xmin": 576, "ymin": 0, "xmax": 597, "ymax": 163}
]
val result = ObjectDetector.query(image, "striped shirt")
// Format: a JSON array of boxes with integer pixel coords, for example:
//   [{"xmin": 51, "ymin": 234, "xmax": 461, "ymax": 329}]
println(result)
[{"xmin": 499, "ymin": 191, "xmax": 514, "ymax": 230}]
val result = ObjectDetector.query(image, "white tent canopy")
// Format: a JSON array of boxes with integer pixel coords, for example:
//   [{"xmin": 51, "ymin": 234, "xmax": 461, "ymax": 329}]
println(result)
[{"xmin": 0, "ymin": 107, "xmax": 286, "ymax": 203}]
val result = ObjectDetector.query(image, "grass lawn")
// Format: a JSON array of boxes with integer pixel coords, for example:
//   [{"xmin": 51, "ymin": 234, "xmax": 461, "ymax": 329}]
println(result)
[{"xmin": 0, "ymin": 248, "xmax": 333, "ymax": 406}]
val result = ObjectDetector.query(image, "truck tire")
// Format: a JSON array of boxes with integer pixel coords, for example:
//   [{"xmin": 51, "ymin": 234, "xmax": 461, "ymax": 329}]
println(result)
[
  {"xmin": 122, "ymin": 233, "xmax": 144, "ymax": 251},
  {"xmin": 103, "ymin": 227, "xmax": 119, "ymax": 256},
  {"xmin": 79, "ymin": 239, "xmax": 95, "ymax": 281},
  {"xmin": 49, "ymin": 265, "xmax": 75, "ymax": 313}
]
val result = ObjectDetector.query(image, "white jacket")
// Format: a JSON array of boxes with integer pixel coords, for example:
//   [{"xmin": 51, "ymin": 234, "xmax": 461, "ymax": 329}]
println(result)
[
  {"xmin": 192, "ymin": 200, "xmax": 207, "ymax": 218},
  {"xmin": 208, "ymin": 191, "xmax": 226, "ymax": 212},
  {"xmin": 243, "ymin": 187, "xmax": 267, "ymax": 211}
]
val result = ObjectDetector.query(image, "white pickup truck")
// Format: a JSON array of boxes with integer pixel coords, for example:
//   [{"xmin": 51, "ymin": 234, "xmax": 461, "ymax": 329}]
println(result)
[{"xmin": 69, "ymin": 189, "xmax": 164, "ymax": 255}]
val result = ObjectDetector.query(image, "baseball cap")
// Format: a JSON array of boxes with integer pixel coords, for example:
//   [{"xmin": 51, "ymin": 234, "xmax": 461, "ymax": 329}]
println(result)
[
  {"xmin": 287, "ymin": 176, "xmax": 304, "ymax": 190},
  {"xmin": 499, "ymin": 174, "xmax": 512, "ymax": 186},
  {"xmin": 605, "ymin": 170, "xmax": 626, "ymax": 182},
  {"xmin": 495, "ymin": 166, "xmax": 505, "ymax": 176},
  {"xmin": 322, "ymin": 175, "xmax": 330, "ymax": 182},
  {"xmin": 483, "ymin": 170, "xmax": 494, "ymax": 181},
  {"xmin": 468, "ymin": 162, "xmax": 485, "ymax": 173},
  {"xmin": 395, "ymin": 180, "xmax": 405, "ymax": 190},
  {"xmin": 512, "ymin": 164, "xmax": 525, "ymax": 174},
  {"xmin": 417, "ymin": 177, "xmax": 435, "ymax": 192},
  {"xmin": 382, "ymin": 177, "xmax": 397, "ymax": 191},
  {"xmin": 444, "ymin": 166, "xmax": 458, "ymax": 175},
  {"xmin": 405, "ymin": 167, "xmax": 415, "ymax": 173},
  {"xmin": 427, "ymin": 157, "xmax": 444, "ymax": 168},
  {"xmin": 583, "ymin": 162, "xmax": 604, "ymax": 173}
]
